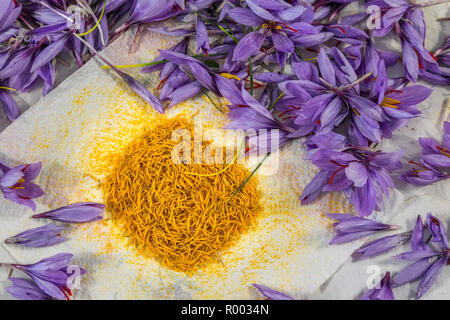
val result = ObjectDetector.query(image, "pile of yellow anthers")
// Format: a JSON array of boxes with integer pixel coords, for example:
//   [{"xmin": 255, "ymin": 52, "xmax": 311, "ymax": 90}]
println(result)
[{"xmin": 102, "ymin": 116, "xmax": 261, "ymax": 273}]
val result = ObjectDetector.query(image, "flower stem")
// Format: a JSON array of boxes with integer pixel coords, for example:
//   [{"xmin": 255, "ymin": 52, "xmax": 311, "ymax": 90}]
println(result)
[
  {"xmin": 232, "ymin": 152, "xmax": 270, "ymax": 197},
  {"xmin": 204, "ymin": 92, "xmax": 224, "ymax": 114},
  {"xmin": 249, "ymin": 57, "xmax": 254, "ymax": 96}
]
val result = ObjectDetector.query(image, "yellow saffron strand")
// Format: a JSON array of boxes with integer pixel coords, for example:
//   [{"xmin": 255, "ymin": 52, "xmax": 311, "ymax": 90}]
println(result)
[
  {"xmin": 76, "ymin": 0, "xmax": 106, "ymax": 37},
  {"xmin": 0, "ymin": 87, "xmax": 16, "ymax": 91},
  {"xmin": 220, "ymin": 73, "xmax": 241, "ymax": 81},
  {"xmin": 184, "ymin": 149, "xmax": 240, "ymax": 177}
]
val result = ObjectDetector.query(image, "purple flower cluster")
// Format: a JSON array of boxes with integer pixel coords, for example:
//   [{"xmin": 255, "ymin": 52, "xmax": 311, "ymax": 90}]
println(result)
[
  {"xmin": 328, "ymin": 212, "xmax": 449, "ymax": 299},
  {"xmin": 129, "ymin": 0, "xmax": 447, "ymax": 217},
  {"xmin": 0, "ymin": 0, "xmax": 185, "ymax": 119}
]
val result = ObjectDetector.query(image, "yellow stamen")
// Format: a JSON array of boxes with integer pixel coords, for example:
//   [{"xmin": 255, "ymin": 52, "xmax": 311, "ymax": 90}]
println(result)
[
  {"xmin": 76, "ymin": 0, "xmax": 107, "ymax": 37},
  {"xmin": 0, "ymin": 87, "xmax": 16, "ymax": 91},
  {"xmin": 9, "ymin": 178, "xmax": 25, "ymax": 189},
  {"xmin": 353, "ymin": 108, "xmax": 360, "ymax": 116},
  {"xmin": 381, "ymin": 103, "xmax": 399, "ymax": 109},
  {"xmin": 220, "ymin": 73, "xmax": 241, "ymax": 81},
  {"xmin": 262, "ymin": 23, "xmax": 269, "ymax": 28},
  {"xmin": 275, "ymin": 25, "xmax": 282, "ymax": 30}
]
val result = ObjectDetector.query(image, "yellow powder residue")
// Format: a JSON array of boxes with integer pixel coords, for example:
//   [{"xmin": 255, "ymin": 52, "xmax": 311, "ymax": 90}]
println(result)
[{"xmin": 101, "ymin": 116, "xmax": 261, "ymax": 273}]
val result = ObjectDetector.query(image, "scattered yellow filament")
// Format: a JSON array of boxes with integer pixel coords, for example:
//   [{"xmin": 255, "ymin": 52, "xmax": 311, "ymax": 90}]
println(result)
[
  {"xmin": 381, "ymin": 97, "xmax": 401, "ymax": 109},
  {"xmin": 76, "ymin": 0, "xmax": 106, "ymax": 37},
  {"xmin": 220, "ymin": 73, "xmax": 241, "ymax": 81},
  {"xmin": 0, "ymin": 87, "xmax": 16, "ymax": 91},
  {"xmin": 102, "ymin": 116, "xmax": 261, "ymax": 273}
]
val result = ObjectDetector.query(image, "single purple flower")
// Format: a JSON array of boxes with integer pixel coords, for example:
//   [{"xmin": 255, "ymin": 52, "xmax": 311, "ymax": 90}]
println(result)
[
  {"xmin": 281, "ymin": 48, "xmax": 385, "ymax": 145},
  {"xmin": 252, "ymin": 284, "xmax": 294, "ymax": 300},
  {"xmin": 6, "ymin": 278, "xmax": 52, "ymax": 300},
  {"xmin": 327, "ymin": 213, "xmax": 397, "ymax": 244},
  {"xmin": 1, "ymin": 253, "xmax": 85, "ymax": 300},
  {"xmin": 0, "ymin": 161, "xmax": 44, "ymax": 211},
  {"xmin": 5, "ymin": 223, "xmax": 66, "ymax": 248},
  {"xmin": 32, "ymin": 202, "xmax": 105, "ymax": 223},
  {"xmin": 361, "ymin": 272, "xmax": 395, "ymax": 300},
  {"xmin": 301, "ymin": 133, "xmax": 403, "ymax": 216}
]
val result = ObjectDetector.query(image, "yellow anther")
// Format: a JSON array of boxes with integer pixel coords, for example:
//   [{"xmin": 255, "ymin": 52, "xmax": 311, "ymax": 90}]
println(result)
[
  {"xmin": 262, "ymin": 23, "xmax": 269, "ymax": 28},
  {"xmin": 275, "ymin": 25, "xmax": 282, "ymax": 30},
  {"xmin": 220, "ymin": 73, "xmax": 241, "ymax": 81}
]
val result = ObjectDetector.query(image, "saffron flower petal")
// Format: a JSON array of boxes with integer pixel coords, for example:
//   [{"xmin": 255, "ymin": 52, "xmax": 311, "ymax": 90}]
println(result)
[
  {"xmin": 5, "ymin": 223, "xmax": 65, "ymax": 248},
  {"xmin": 32, "ymin": 202, "xmax": 105, "ymax": 223},
  {"xmin": 252, "ymin": 284, "xmax": 294, "ymax": 300}
]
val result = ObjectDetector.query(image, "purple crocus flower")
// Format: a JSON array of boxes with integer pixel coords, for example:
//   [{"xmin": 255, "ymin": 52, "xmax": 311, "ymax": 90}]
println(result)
[
  {"xmin": 228, "ymin": 0, "xmax": 331, "ymax": 61},
  {"xmin": 32, "ymin": 202, "xmax": 105, "ymax": 223},
  {"xmin": 252, "ymin": 284, "xmax": 294, "ymax": 300},
  {"xmin": 1, "ymin": 253, "xmax": 85, "ymax": 300},
  {"xmin": 5, "ymin": 223, "xmax": 65, "ymax": 248},
  {"xmin": 392, "ymin": 213, "xmax": 449, "ymax": 298},
  {"xmin": 327, "ymin": 213, "xmax": 397, "ymax": 244},
  {"xmin": 361, "ymin": 272, "xmax": 395, "ymax": 300},
  {"xmin": 0, "ymin": 161, "xmax": 44, "ymax": 211},
  {"xmin": 6, "ymin": 278, "xmax": 52, "ymax": 300},
  {"xmin": 281, "ymin": 48, "xmax": 385, "ymax": 145},
  {"xmin": 301, "ymin": 133, "xmax": 403, "ymax": 216},
  {"xmin": 401, "ymin": 121, "xmax": 450, "ymax": 186}
]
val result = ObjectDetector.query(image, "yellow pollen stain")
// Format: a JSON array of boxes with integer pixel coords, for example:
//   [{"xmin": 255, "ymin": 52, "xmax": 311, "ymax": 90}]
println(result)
[{"xmin": 352, "ymin": 108, "xmax": 360, "ymax": 116}]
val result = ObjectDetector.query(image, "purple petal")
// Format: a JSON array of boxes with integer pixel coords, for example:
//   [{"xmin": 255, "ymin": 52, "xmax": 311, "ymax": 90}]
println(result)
[
  {"xmin": 31, "ymin": 33, "xmax": 71, "ymax": 73},
  {"xmin": 227, "ymin": 7, "xmax": 264, "ymax": 26},
  {"xmin": 345, "ymin": 162, "xmax": 368, "ymax": 188},
  {"xmin": 0, "ymin": 91, "xmax": 20, "ymax": 121},
  {"xmin": 317, "ymin": 49, "xmax": 336, "ymax": 86},
  {"xmin": 417, "ymin": 254, "xmax": 447, "ymax": 298},
  {"xmin": 6, "ymin": 278, "xmax": 51, "ymax": 300},
  {"xmin": 271, "ymin": 31, "xmax": 294, "ymax": 53},
  {"xmin": 392, "ymin": 258, "xmax": 431, "ymax": 287},
  {"xmin": 232, "ymin": 31, "xmax": 266, "ymax": 61},
  {"xmin": 32, "ymin": 202, "xmax": 105, "ymax": 223},
  {"xmin": 252, "ymin": 284, "xmax": 294, "ymax": 300},
  {"xmin": 351, "ymin": 179, "xmax": 376, "ymax": 217},
  {"xmin": 167, "ymin": 81, "xmax": 203, "ymax": 107}
]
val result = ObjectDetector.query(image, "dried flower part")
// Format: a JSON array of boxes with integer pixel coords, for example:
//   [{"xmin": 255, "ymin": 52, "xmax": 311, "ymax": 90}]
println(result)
[
  {"xmin": 5, "ymin": 223, "xmax": 65, "ymax": 248},
  {"xmin": 102, "ymin": 116, "xmax": 261, "ymax": 273},
  {"xmin": 327, "ymin": 213, "xmax": 397, "ymax": 244}
]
